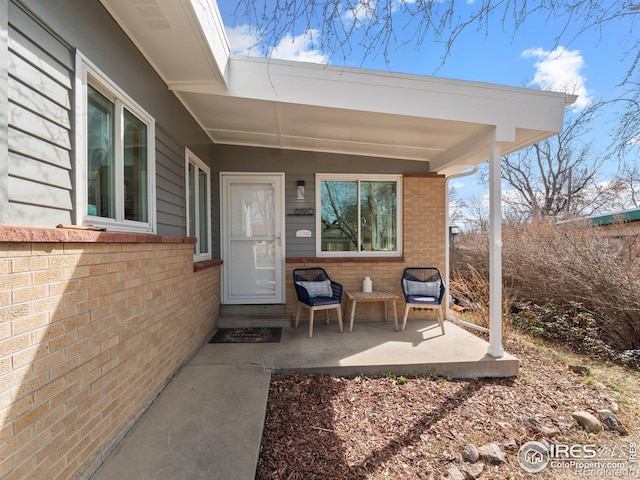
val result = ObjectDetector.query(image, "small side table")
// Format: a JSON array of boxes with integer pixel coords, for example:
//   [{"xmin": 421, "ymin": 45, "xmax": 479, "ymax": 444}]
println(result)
[{"xmin": 345, "ymin": 290, "xmax": 399, "ymax": 332}]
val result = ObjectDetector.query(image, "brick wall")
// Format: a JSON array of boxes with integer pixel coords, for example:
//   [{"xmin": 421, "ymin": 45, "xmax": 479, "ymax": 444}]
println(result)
[
  {"xmin": 0, "ymin": 227, "xmax": 219, "ymax": 479},
  {"xmin": 286, "ymin": 174, "xmax": 447, "ymax": 323}
]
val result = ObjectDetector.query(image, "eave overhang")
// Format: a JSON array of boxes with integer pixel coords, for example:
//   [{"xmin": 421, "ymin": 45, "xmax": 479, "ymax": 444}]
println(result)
[{"xmin": 100, "ymin": 0, "xmax": 576, "ymax": 177}]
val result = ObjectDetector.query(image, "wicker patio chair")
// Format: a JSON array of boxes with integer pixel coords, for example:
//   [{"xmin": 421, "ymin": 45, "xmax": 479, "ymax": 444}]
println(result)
[
  {"xmin": 400, "ymin": 267, "xmax": 446, "ymax": 334},
  {"xmin": 293, "ymin": 267, "xmax": 344, "ymax": 338}
]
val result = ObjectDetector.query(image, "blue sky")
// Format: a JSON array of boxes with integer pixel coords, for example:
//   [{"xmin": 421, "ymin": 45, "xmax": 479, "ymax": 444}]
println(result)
[{"xmin": 218, "ymin": 2, "xmax": 637, "ymax": 208}]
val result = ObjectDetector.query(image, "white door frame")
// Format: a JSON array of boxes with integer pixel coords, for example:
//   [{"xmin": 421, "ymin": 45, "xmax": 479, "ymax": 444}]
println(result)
[{"xmin": 220, "ymin": 172, "xmax": 286, "ymax": 304}]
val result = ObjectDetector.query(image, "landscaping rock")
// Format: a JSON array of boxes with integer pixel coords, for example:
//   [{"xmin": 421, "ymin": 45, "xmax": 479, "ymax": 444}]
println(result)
[
  {"xmin": 461, "ymin": 461, "xmax": 485, "ymax": 479},
  {"xmin": 597, "ymin": 409, "xmax": 629, "ymax": 435},
  {"xmin": 496, "ymin": 421, "xmax": 513, "ymax": 430},
  {"xmin": 572, "ymin": 411, "xmax": 603, "ymax": 433},
  {"xmin": 569, "ymin": 365, "xmax": 590, "ymax": 376},
  {"xmin": 442, "ymin": 449, "xmax": 457, "ymax": 461},
  {"xmin": 477, "ymin": 442, "xmax": 506, "ymax": 464},
  {"xmin": 503, "ymin": 437, "xmax": 518, "ymax": 451},
  {"xmin": 461, "ymin": 444, "xmax": 479, "ymax": 463},
  {"xmin": 555, "ymin": 416, "xmax": 574, "ymax": 431},
  {"xmin": 442, "ymin": 465, "xmax": 465, "ymax": 480},
  {"xmin": 527, "ymin": 417, "xmax": 543, "ymax": 429},
  {"xmin": 541, "ymin": 425, "xmax": 561, "ymax": 437}
]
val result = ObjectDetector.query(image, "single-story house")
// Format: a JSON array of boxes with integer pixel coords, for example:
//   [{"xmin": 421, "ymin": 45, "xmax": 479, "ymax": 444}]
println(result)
[
  {"xmin": 0, "ymin": 0, "xmax": 575, "ymax": 478},
  {"xmin": 589, "ymin": 207, "xmax": 640, "ymax": 232},
  {"xmin": 588, "ymin": 207, "xmax": 640, "ymax": 256}
]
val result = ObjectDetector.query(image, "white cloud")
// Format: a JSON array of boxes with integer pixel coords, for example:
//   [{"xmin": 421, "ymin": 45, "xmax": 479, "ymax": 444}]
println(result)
[
  {"xmin": 343, "ymin": 0, "xmax": 377, "ymax": 24},
  {"xmin": 522, "ymin": 46, "xmax": 592, "ymax": 110},
  {"xmin": 270, "ymin": 30, "xmax": 329, "ymax": 64},
  {"xmin": 226, "ymin": 25, "xmax": 260, "ymax": 56},
  {"xmin": 226, "ymin": 25, "xmax": 329, "ymax": 64},
  {"xmin": 450, "ymin": 181, "xmax": 465, "ymax": 190}
]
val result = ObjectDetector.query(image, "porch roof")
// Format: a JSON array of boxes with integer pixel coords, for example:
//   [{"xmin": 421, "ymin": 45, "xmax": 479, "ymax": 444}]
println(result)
[{"xmin": 100, "ymin": 0, "xmax": 575, "ymax": 176}]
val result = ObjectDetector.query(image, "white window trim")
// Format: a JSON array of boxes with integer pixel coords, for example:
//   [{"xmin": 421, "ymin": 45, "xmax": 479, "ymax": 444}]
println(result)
[
  {"xmin": 185, "ymin": 149, "xmax": 212, "ymax": 261},
  {"xmin": 315, "ymin": 173, "xmax": 403, "ymax": 257},
  {"xmin": 75, "ymin": 51, "xmax": 156, "ymax": 233}
]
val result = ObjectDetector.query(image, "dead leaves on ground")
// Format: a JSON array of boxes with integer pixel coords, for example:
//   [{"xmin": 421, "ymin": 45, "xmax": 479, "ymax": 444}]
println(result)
[{"xmin": 256, "ymin": 338, "xmax": 638, "ymax": 479}]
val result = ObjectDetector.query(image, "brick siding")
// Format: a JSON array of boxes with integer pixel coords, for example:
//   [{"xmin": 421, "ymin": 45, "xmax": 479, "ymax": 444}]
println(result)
[{"xmin": 0, "ymin": 230, "xmax": 219, "ymax": 479}]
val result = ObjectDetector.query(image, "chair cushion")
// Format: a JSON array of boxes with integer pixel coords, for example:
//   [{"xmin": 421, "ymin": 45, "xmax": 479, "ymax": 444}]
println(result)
[
  {"xmin": 404, "ymin": 279, "xmax": 439, "ymax": 297},
  {"xmin": 296, "ymin": 279, "xmax": 333, "ymax": 297},
  {"xmin": 307, "ymin": 296, "xmax": 341, "ymax": 306},
  {"xmin": 407, "ymin": 295, "xmax": 438, "ymax": 304}
]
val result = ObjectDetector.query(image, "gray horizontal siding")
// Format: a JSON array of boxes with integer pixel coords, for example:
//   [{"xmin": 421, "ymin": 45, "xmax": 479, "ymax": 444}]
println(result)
[
  {"xmin": 8, "ymin": 76, "xmax": 70, "ymax": 127},
  {"xmin": 155, "ymin": 126, "xmax": 186, "ymax": 236},
  {"xmin": 7, "ymin": 6, "xmax": 73, "ymax": 226},
  {"xmin": 8, "ymin": 202, "xmax": 73, "ymax": 227},
  {"xmin": 215, "ymin": 144, "xmax": 430, "ymax": 258},
  {"xmin": 285, "ymin": 173, "xmax": 316, "ymax": 258},
  {"xmin": 8, "ymin": 128, "xmax": 71, "ymax": 170},
  {"xmin": 8, "ymin": 152, "xmax": 71, "ymax": 189},
  {"xmin": 10, "ymin": 1, "xmax": 74, "ymax": 71},
  {"xmin": 9, "ymin": 175, "xmax": 72, "ymax": 210}
]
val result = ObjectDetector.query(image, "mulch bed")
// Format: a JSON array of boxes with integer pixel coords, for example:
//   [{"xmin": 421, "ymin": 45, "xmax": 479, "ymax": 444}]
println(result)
[{"xmin": 255, "ymin": 337, "xmax": 637, "ymax": 479}]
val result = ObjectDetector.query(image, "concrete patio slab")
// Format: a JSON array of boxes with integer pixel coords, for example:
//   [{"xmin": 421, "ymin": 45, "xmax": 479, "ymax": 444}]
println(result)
[
  {"xmin": 191, "ymin": 318, "xmax": 519, "ymax": 378},
  {"xmin": 91, "ymin": 319, "xmax": 518, "ymax": 480}
]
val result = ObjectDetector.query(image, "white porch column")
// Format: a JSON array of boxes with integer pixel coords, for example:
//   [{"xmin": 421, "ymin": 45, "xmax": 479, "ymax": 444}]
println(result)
[{"xmin": 488, "ymin": 142, "xmax": 504, "ymax": 358}]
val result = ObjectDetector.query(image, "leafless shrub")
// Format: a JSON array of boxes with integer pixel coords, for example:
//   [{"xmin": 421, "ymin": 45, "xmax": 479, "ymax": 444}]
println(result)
[{"xmin": 452, "ymin": 219, "xmax": 640, "ymax": 353}]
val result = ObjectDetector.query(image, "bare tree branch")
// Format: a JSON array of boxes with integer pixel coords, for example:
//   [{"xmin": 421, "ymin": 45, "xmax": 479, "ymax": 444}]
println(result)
[{"xmin": 233, "ymin": 1, "xmax": 640, "ymax": 155}]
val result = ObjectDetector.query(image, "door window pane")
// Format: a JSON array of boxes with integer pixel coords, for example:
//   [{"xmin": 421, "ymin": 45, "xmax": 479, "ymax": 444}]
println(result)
[{"xmin": 228, "ymin": 181, "xmax": 277, "ymax": 299}]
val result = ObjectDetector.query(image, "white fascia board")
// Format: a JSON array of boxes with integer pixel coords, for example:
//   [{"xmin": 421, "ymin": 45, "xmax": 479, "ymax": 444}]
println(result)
[
  {"xmin": 216, "ymin": 56, "xmax": 572, "ymax": 132},
  {"xmin": 187, "ymin": 0, "xmax": 230, "ymax": 84}
]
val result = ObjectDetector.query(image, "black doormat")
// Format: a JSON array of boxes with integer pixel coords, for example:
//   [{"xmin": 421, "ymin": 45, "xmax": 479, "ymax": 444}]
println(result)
[{"xmin": 209, "ymin": 327, "xmax": 282, "ymax": 344}]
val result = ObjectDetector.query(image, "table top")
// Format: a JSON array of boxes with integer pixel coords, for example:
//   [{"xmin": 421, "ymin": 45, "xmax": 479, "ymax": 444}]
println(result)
[{"xmin": 346, "ymin": 290, "xmax": 399, "ymax": 300}]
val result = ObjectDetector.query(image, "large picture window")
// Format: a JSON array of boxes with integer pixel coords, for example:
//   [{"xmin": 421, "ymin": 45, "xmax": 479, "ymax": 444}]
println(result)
[
  {"xmin": 77, "ymin": 53, "xmax": 155, "ymax": 232},
  {"xmin": 316, "ymin": 174, "xmax": 402, "ymax": 257},
  {"xmin": 186, "ymin": 150, "xmax": 211, "ymax": 261}
]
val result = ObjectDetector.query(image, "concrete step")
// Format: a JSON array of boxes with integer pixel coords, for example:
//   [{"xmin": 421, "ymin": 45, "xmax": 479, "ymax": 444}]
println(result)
[
  {"xmin": 216, "ymin": 314, "xmax": 292, "ymax": 329},
  {"xmin": 219, "ymin": 304, "xmax": 287, "ymax": 317}
]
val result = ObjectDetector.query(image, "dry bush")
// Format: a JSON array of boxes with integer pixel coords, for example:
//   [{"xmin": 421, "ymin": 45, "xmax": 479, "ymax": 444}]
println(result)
[{"xmin": 451, "ymin": 219, "xmax": 640, "ymax": 361}]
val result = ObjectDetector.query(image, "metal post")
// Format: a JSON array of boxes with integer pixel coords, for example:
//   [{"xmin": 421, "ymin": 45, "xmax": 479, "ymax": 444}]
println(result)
[{"xmin": 488, "ymin": 143, "xmax": 504, "ymax": 358}]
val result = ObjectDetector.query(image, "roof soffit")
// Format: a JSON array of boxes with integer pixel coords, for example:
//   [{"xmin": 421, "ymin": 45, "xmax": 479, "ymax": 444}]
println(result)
[{"xmin": 99, "ymin": 1, "xmax": 574, "ymax": 176}]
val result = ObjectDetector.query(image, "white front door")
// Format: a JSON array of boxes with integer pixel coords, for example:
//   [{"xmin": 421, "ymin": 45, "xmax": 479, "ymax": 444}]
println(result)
[{"xmin": 221, "ymin": 173, "xmax": 285, "ymax": 304}]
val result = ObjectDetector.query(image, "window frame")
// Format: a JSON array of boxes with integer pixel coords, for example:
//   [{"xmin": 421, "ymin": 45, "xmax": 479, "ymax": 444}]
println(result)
[
  {"xmin": 75, "ymin": 52, "xmax": 156, "ymax": 233},
  {"xmin": 315, "ymin": 173, "xmax": 403, "ymax": 257},
  {"xmin": 185, "ymin": 149, "xmax": 212, "ymax": 261}
]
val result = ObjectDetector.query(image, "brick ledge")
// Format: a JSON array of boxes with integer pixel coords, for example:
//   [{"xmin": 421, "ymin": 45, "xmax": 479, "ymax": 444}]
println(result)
[
  {"xmin": 194, "ymin": 259, "xmax": 223, "ymax": 272},
  {"xmin": 0, "ymin": 225, "xmax": 197, "ymax": 244},
  {"xmin": 287, "ymin": 256, "xmax": 405, "ymax": 264}
]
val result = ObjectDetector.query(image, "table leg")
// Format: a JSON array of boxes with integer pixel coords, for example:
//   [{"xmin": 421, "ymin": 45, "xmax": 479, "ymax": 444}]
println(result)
[
  {"xmin": 392, "ymin": 299, "xmax": 398, "ymax": 332},
  {"xmin": 384, "ymin": 301, "xmax": 388, "ymax": 322},
  {"xmin": 349, "ymin": 299, "xmax": 357, "ymax": 332}
]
